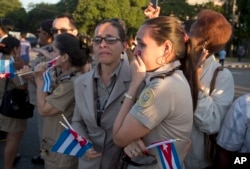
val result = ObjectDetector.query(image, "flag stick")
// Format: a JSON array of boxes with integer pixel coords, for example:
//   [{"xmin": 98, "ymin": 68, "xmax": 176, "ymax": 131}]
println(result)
[
  {"xmin": 16, "ymin": 56, "xmax": 59, "ymax": 77},
  {"xmin": 61, "ymin": 114, "xmax": 73, "ymax": 130},
  {"xmin": 16, "ymin": 71, "xmax": 34, "ymax": 76},
  {"xmin": 146, "ymin": 138, "xmax": 181, "ymax": 149},
  {"xmin": 59, "ymin": 121, "xmax": 69, "ymax": 129}
]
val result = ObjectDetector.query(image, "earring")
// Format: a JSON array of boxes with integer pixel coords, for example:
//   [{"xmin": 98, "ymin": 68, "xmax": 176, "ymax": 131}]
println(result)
[{"xmin": 160, "ymin": 56, "xmax": 167, "ymax": 65}]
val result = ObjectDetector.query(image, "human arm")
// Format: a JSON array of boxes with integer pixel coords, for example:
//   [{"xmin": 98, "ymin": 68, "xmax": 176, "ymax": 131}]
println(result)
[
  {"xmin": 194, "ymin": 68, "xmax": 234, "ymax": 134},
  {"xmin": 216, "ymin": 94, "xmax": 249, "ymax": 151},
  {"xmin": 144, "ymin": 2, "xmax": 161, "ymax": 19},
  {"xmin": 113, "ymin": 55, "xmax": 148, "ymax": 147},
  {"xmin": 215, "ymin": 94, "xmax": 249, "ymax": 168},
  {"xmin": 34, "ymin": 63, "xmax": 60, "ymax": 116}
]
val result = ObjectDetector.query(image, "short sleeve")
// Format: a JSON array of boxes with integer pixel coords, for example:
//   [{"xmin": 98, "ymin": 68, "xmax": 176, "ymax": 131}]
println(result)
[
  {"xmin": 46, "ymin": 81, "xmax": 74, "ymax": 112},
  {"xmin": 130, "ymin": 79, "xmax": 174, "ymax": 130}
]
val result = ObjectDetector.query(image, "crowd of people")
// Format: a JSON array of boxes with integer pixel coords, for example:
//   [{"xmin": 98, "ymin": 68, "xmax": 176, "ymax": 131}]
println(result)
[{"xmin": 0, "ymin": 2, "xmax": 249, "ymax": 169}]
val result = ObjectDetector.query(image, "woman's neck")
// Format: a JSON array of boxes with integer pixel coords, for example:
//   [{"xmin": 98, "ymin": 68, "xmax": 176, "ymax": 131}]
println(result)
[{"xmin": 99, "ymin": 60, "xmax": 121, "ymax": 85}]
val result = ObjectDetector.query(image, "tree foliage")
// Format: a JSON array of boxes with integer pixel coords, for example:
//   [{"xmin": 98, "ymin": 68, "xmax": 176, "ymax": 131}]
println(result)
[
  {"xmin": 73, "ymin": 0, "xmax": 148, "ymax": 36},
  {"xmin": 0, "ymin": 0, "xmax": 22, "ymax": 18}
]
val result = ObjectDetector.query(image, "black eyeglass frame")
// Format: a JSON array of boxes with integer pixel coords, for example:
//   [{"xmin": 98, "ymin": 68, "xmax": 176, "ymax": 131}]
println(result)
[
  {"xmin": 92, "ymin": 36, "xmax": 121, "ymax": 45},
  {"xmin": 50, "ymin": 28, "xmax": 74, "ymax": 34}
]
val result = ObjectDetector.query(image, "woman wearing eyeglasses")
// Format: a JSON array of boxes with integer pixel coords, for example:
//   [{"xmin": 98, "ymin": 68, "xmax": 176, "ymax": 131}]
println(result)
[
  {"xmin": 113, "ymin": 16, "xmax": 199, "ymax": 168},
  {"xmin": 71, "ymin": 19, "xmax": 131, "ymax": 169},
  {"xmin": 33, "ymin": 33, "xmax": 91, "ymax": 169}
]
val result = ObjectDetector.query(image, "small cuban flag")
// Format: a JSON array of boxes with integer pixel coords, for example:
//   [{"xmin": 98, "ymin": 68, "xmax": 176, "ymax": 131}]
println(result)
[
  {"xmin": 52, "ymin": 114, "xmax": 92, "ymax": 157},
  {"xmin": 42, "ymin": 68, "xmax": 52, "ymax": 92},
  {"xmin": 147, "ymin": 139, "xmax": 182, "ymax": 169},
  {"xmin": 0, "ymin": 59, "xmax": 15, "ymax": 78},
  {"xmin": 42, "ymin": 56, "xmax": 60, "ymax": 92}
]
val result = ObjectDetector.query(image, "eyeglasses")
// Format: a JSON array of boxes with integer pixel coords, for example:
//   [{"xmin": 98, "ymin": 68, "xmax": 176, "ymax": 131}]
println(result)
[
  {"xmin": 50, "ymin": 28, "xmax": 74, "ymax": 34},
  {"xmin": 92, "ymin": 37, "xmax": 121, "ymax": 45}
]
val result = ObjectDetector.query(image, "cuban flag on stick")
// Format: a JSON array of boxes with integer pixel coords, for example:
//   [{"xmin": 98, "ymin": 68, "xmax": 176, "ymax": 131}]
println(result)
[
  {"xmin": 0, "ymin": 59, "xmax": 15, "ymax": 78},
  {"xmin": 42, "ymin": 56, "xmax": 60, "ymax": 92},
  {"xmin": 17, "ymin": 56, "xmax": 59, "ymax": 77},
  {"xmin": 147, "ymin": 139, "xmax": 182, "ymax": 169},
  {"xmin": 47, "ymin": 56, "xmax": 59, "ymax": 68},
  {"xmin": 42, "ymin": 68, "xmax": 52, "ymax": 92},
  {"xmin": 52, "ymin": 114, "xmax": 92, "ymax": 157}
]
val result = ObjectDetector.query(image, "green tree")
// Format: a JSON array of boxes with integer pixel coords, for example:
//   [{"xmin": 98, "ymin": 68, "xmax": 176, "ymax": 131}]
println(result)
[
  {"xmin": 0, "ymin": 0, "xmax": 22, "ymax": 18},
  {"xmin": 56, "ymin": 0, "xmax": 78, "ymax": 14},
  {"xmin": 73, "ymin": 0, "xmax": 148, "ymax": 36},
  {"xmin": 25, "ymin": 3, "xmax": 59, "ymax": 33}
]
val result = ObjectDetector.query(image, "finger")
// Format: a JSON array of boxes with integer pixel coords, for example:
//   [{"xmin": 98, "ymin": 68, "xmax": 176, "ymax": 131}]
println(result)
[
  {"xmin": 136, "ymin": 55, "xmax": 143, "ymax": 64},
  {"xmin": 124, "ymin": 147, "xmax": 133, "ymax": 158},
  {"xmin": 136, "ymin": 139, "xmax": 146, "ymax": 151}
]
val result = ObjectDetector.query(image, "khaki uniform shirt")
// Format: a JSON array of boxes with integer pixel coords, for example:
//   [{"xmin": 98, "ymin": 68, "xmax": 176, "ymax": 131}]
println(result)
[
  {"xmin": 128, "ymin": 61, "xmax": 193, "ymax": 169},
  {"xmin": 41, "ymin": 68, "xmax": 81, "ymax": 168}
]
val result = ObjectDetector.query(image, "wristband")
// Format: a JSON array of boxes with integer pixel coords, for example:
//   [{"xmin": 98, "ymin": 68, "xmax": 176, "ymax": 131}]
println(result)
[{"xmin": 124, "ymin": 92, "xmax": 133, "ymax": 100}]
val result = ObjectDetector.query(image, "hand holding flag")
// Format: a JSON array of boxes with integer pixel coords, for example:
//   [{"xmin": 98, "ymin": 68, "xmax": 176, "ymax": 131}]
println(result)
[
  {"xmin": 17, "ymin": 56, "xmax": 59, "ymax": 76},
  {"xmin": 51, "ymin": 114, "xmax": 92, "ymax": 157}
]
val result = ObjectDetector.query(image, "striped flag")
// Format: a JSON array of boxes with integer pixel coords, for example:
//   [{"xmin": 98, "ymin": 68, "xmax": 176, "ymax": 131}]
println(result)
[
  {"xmin": 147, "ymin": 139, "xmax": 181, "ymax": 169},
  {"xmin": 42, "ymin": 68, "xmax": 52, "ymax": 92},
  {"xmin": 42, "ymin": 56, "xmax": 60, "ymax": 92},
  {"xmin": 0, "ymin": 60, "xmax": 15, "ymax": 78},
  {"xmin": 157, "ymin": 142, "xmax": 181, "ymax": 169},
  {"xmin": 52, "ymin": 128, "xmax": 92, "ymax": 157},
  {"xmin": 47, "ymin": 57, "xmax": 58, "ymax": 68}
]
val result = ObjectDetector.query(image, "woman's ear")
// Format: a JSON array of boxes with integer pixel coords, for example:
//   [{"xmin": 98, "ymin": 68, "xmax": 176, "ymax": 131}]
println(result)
[
  {"xmin": 163, "ymin": 40, "xmax": 172, "ymax": 54},
  {"xmin": 61, "ymin": 54, "xmax": 69, "ymax": 62}
]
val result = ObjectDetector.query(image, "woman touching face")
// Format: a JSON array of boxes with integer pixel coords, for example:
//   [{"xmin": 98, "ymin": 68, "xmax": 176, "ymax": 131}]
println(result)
[{"xmin": 134, "ymin": 25, "xmax": 174, "ymax": 72}]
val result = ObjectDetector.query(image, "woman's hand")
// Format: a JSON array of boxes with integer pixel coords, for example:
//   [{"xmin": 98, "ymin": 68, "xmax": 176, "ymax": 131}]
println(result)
[
  {"xmin": 34, "ymin": 62, "xmax": 47, "ymax": 80},
  {"xmin": 130, "ymin": 51, "xmax": 146, "ymax": 86},
  {"xmin": 197, "ymin": 49, "xmax": 209, "ymax": 90},
  {"xmin": 124, "ymin": 139, "xmax": 147, "ymax": 158},
  {"xmin": 83, "ymin": 149, "xmax": 102, "ymax": 160},
  {"xmin": 17, "ymin": 65, "xmax": 34, "ymax": 80},
  {"xmin": 144, "ymin": 2, "xmax": 160, "ymax": 19}
]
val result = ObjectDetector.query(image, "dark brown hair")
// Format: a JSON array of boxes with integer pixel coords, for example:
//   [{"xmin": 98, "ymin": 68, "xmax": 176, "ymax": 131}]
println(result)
[
  {"xmin": 0, "ymin": 36, "xmax": 20, "ymax": 54},
  {"xmin": 55, "ymin": 33, "xmax": 91, "ymax": 67},
  {"xmin": 143, "ymin": 16, "xmax": 198, "ymax": 111}
]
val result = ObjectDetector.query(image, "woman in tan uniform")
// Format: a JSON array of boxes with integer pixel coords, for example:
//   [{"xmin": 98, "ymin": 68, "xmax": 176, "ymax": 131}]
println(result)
[
  {"xmin": 0, "ymin": 36, "xmax": 26, "ymax": 169},
  {"xmin": 113, "ymin": 16, "xmax": 199, "ymax": 168},
  {"xmin": 33, "ymin": 33, "xmax": 91, "ymax": 169}
]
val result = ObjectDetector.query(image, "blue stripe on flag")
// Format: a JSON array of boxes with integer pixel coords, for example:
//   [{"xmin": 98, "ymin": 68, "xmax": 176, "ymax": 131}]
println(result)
[
  {"xmin": 0, "ymin": 60, "xmax": 15, "ymax": 78},
  {"xmin": 42, "ymin": 69, "xmax": 52, "ymax": 92},
  {"xmin": 76, "ymin": 142, "xmax": 93, "ymax": 157},
  {"xmin": 51, "ymin": 130, "xmax": 70, "ymax": 152},
  {"xmin": 157, "ymin": 146, "xmax": 168, "ymax": 169},
  {"xmin": 171, "ymin": 143, "xmax": 182, "ymax": 169},
  {"xmin": 64, "ymin": 139, "xmax": 78, "ymax": 155},
  {"xmin": 9, "ymin": 60, "xmax": 15, "ymax": 78}
]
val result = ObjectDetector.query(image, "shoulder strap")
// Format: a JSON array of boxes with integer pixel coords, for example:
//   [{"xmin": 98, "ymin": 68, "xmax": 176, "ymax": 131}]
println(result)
[
  {"xmin": 209, "ymin": 66, "xmax": 223, "ymax": 95},
  {"xmin": 149, "ymin": 67, "xmax": 178, "ymax": 81}
]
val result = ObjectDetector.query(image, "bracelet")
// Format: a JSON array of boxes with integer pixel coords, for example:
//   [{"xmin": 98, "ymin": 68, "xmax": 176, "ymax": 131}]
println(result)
[{"xmin": 124, "ymin": 92, "xmax": 133, "ymax": 100}]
